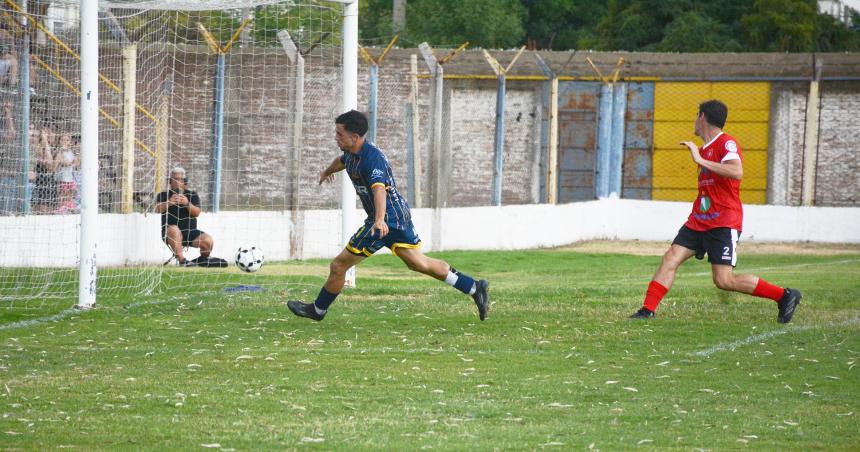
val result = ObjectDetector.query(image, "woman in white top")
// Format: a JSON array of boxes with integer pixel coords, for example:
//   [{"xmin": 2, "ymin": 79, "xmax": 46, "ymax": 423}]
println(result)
[{"xmin": 55, "ymin": 132, "xmax": 78, "ymax": 213}]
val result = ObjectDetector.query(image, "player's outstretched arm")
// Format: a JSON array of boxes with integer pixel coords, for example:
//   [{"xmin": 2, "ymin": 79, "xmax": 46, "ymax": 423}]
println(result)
[{"xmin": 319, "ymin": 157, "xmax": 345, "ymax": 185}]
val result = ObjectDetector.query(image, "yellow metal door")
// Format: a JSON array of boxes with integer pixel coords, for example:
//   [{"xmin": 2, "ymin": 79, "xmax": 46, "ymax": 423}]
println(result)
[{"xmin": 652, "ymin": 82, "xmax": 770, "ymax": 204}]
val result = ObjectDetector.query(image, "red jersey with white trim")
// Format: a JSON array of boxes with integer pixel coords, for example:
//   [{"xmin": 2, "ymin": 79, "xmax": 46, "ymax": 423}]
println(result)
[{"xmin": 684, "ymin": 132, "xmax": 744, "ymax": 232}]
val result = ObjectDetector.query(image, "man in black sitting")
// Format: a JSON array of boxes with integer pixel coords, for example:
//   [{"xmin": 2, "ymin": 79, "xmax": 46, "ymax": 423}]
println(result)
[{"xmin": 154, "ymin": 166, "xmax": 219, "ymax": 266}]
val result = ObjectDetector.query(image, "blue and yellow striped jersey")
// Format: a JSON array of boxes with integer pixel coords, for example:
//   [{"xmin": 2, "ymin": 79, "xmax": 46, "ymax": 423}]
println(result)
[{"xmin": 340, "ymin": 141, "xmax": 412, "ymax": 229}]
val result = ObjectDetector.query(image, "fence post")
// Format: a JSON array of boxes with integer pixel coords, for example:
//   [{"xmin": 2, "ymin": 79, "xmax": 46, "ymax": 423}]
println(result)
[
  {"xmin": 596, "ymin": 83, "xmax": 613, "ymax": 198},
  {"xmin": 278, "ymin": 30, "xmax": 306, "ymax": 259},
  {"xmin": 210, "ymin": 53, "xmax": 225, "ymax": 212},
  {"xmin": 492, "ymin": 72, "xmax": 506, "ymax": 205},
  {"xmin": 801, "ymin": 58, "xmax": 823, "ymax": 206},
  {"xmin": 407, "ymin": 54, "xmax": 423, "ymax": 207},
  {"xmin": 534, "ymin": 53, "xmax": 569, "ymax": 205},
  {"xmin": 588, "ymin": 57, "xmax": 625, "ymax": 200},
  {"xmin": 609, "ymin": 82, "xmax": 627, "ymax": 198},
  {"xmin": 419, "ymin": 42, "xmax": 467, "ymax": 209},
  {"xmin": 359, "ymin": 36, "xmax": 398, "ymax": 145},
  {"xmin": 198, "ymin": 20, "xmax": 251, "ymax": 213},
  {"xmin": 18, "ymin": 0, "xmax": 31, "ymax": 214},
  {"xmin": 368, "ymin": 64, "xmax": 378, "ymax": 142},
  {"xmin": 121, "ymin": 44, "xmax": 137, "ymax": 214},
  {"xmin": 483, "ymin": 47, "xmax": 525, "ymax": 206}
]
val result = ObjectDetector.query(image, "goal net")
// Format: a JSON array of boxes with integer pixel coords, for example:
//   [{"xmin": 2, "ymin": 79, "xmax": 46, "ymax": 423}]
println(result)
[{"xmin": 0, "ymin": 0, "xmax": 352, "ymax": 316}]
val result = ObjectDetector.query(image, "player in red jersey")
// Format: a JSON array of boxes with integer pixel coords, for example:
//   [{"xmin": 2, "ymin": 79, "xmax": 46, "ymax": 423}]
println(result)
[{"xmin": 630, "ymin": 100, "xmax": 801, "ymax": 323}]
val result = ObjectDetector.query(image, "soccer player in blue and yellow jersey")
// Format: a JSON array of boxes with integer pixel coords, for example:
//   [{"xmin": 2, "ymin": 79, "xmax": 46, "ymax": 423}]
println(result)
[{"xmin": 288, "ymin": 110, "xmax": 490, "ymax": 322}]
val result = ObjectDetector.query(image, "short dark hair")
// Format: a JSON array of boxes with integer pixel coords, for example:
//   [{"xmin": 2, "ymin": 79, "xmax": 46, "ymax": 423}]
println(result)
[
  {"xmin": 699, "ymin": 100, "xmax": 727, "ymax": 128},
  {"xmin": 335, "ymin": 110, "xmax": 368, "ymax": 137}
]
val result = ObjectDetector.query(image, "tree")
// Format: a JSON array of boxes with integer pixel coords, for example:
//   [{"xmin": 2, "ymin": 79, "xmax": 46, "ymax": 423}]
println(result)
[
  {"xmin": 586, "ymin": 0, "xmax": 663, "ymax": 50},
  {"xmin": 358, "ymin": 0, "xmax": 525, "ymax": 48},
  {"xmin": 741, "ymin": 0, "xmax": 817, "ymax": 52},
  {"xmin": 522, "ymin": 0, "xmax": 606, "ymax": 50},
  {"xmin": 813, "ymin": 12, "xmax": 859, "ymax": 51},
  {"xmin": 407, "ymin": 0, "xmax": 526, "ymax": 48},
  {"xmin": 354, "ymin": 0, "xmax": 860, "ymax": 52},
  {"xmin": 658, "ymin": 11, "xmax": 742, "ymax": 52}
]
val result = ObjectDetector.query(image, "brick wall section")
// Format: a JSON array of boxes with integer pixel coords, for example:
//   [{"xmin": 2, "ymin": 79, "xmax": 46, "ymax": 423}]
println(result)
[
  {"xmin": 816, "ymin": 82, "xmax": 860, "ymax": 206},
  {"xmin": 446, "ymin": 80, "xmax": 539, "ymax": 206}
]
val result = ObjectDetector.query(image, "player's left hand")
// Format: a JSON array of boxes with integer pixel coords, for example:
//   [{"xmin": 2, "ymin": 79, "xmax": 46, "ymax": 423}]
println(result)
[
  {"xmin": 319, "ymin": 171, "xmax": 335, "ymax": 185},
  {"xmin": 175, "ymin": 194, "xmax": 189, "ymax": 206},
  {"xmin": 371, "ymin": 219, "xmax": 389, "ymax": 239},
  {"xmin": 680, "ymin": 141, "xmax": 701, "ymax": 164}
]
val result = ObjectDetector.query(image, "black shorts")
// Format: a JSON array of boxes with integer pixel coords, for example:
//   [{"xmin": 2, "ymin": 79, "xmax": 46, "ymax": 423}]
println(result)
[
  {"xmin": 162, "ymin": 226, "xmax": 204, "ymax": 247},
  {"xmin": 672, "ymin": 225, "xmax": 740, "ymax": 266}
]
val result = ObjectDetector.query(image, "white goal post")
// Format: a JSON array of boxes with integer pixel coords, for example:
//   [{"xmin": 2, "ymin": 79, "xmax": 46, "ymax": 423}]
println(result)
[
  {"xmin": 75, "ymin": 0, "xmax": 359, "ymax": 307},
  {"xmin": 0, "ymin": 0, "xmax": 360, "ymax": 308}
]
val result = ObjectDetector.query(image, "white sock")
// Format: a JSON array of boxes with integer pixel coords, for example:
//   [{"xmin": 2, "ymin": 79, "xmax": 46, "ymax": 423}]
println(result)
[
  {"xmin": 444, "ymin": 271, "xmax": 458, "ymax": 286},
  {"xmin": 469, "ymin": 284, "xmax": 476, "ymax": 296}
]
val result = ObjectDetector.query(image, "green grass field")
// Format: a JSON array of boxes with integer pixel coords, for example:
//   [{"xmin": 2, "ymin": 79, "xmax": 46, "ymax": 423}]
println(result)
[{"xmin": 1, "ymin": 245, "xmax": 859, "ymax": 450}]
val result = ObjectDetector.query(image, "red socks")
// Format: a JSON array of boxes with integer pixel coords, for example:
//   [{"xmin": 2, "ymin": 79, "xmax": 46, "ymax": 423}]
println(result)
[
  {"xmin": 643, "ymin": 280, "xmax": 669, "ymax": 312},
  {"xmin": 753, "ymin": 278, "xmax": 786, "ymax": 302}
]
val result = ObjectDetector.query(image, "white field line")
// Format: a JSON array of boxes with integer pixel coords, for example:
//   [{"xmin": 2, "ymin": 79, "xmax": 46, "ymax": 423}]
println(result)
[
  {"xmin": 0, "ymin": 298, "xmax": 175, "ymax": 331},
  {"xmin": 0, "ymin": 308, "xmax": 81, "ymax": 331},
  {"xmin": 691, "ymin": 317, "xmax": 860, "ymax": 357}
]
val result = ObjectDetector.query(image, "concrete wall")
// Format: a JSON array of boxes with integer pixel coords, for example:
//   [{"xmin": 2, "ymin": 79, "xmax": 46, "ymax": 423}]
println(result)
[{"xmin": 1, "ymin": 200, "xmax": 857, "ymax": 267}]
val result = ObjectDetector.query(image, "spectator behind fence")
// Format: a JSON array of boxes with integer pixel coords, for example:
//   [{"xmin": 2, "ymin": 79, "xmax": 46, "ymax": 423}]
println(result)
[
  {"xmin": 0, "ymin": 98, "xmax": 17, "ymax": 215},
  {"xmin": 0, "ymin": 24, "xmax": 17, "ymax": 94},
  {"xmin": 32, "ymin": 123, "xmax": 57, "ymax": 214},
  {"xmin": 55, "ymin": 132, "xmax": 79, "ymax": 214}
]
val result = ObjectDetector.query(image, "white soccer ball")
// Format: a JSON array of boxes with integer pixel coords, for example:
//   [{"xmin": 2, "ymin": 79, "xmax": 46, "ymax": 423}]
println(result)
[{"xmin": 236, "ymin": 246, "xmax": 264, "ymax": 273}]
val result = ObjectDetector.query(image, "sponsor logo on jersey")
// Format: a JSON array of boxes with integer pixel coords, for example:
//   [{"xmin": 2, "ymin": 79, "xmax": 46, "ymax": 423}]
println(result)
[
  {"xmin": 693, "ymin": 211, "xmax": 721, "ymax": 221},
  {"xmin": 699, "ymin": 196, "xmax": 711, "ymax": 212},
  {"xmin": 371, "ymin": 168, "xmax": 385, "ymax": 179}
]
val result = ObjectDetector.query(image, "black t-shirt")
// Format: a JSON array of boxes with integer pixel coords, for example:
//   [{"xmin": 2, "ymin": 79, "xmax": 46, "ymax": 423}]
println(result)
[{"xmin": 156, "ymin": 189, "xmax": 200, "ymax": 233}]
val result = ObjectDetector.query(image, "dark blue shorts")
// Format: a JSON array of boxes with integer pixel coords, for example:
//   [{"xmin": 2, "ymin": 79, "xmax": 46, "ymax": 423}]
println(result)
[{"xmin": 346, "ymin": 221, "xmax": 421, "ymax": 256}]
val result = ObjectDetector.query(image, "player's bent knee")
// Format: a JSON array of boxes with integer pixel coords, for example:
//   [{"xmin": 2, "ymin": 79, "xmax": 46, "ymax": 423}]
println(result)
[
  {"xmin": 330, "ymin": 259, "xmax": 349, "ymax": 275},
  {"xmin": 713, "ymin": 276, "xmax": 734, "ymax": 291}
]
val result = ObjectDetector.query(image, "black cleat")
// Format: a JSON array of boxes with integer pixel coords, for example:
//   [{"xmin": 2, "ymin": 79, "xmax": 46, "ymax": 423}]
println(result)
[
  {"xmin": 630, "ymin": 307, "xmax": 655, "ymax": 319},
  {"xmin": 288, "ymin": 300, "xmax": 325, "ymax": 321},
  {"xmin": 777, "ymin": 288, "xmax": 801, "ymax": 324},
  {"xmin": 472, "ymin": 279, "xmax": 490, "ymax": 321}
]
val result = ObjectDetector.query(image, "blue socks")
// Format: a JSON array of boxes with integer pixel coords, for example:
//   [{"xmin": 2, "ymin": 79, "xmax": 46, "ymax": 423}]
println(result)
[
  {"xmin": 313, "ymin": 287, "xmax": 339, "ymax": 313},
  {"xmin": 447, "ymin": 267, "xmax": 476, "ymax": 295}
]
